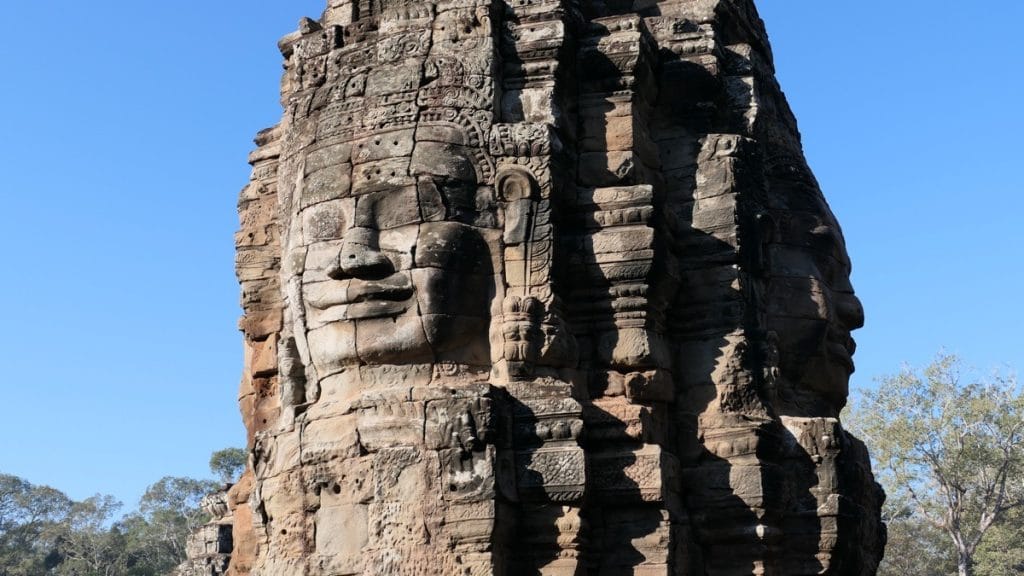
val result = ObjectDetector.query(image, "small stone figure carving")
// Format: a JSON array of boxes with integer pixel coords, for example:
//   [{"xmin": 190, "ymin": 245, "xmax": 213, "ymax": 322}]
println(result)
[{"xmin": 222, "ymin": 1, "xmax": 886, "ymax": 574}]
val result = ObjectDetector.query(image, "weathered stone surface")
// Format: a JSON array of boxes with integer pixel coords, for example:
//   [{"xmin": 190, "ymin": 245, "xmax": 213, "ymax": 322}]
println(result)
[
  {"xmin": 200, "ymin": 1, "xmax": 888, "ymax": 574},
  {"xmin": 172, "ymin": 487, "xmax": 234, "ymax": 576}
]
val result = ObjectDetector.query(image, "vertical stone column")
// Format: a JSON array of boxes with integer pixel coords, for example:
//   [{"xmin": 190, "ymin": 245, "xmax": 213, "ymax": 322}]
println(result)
[
  {"xmin": 570, "ymin": 14, "xmax": 687, "ymax": 576},
  {"xmin": 494, "ymin": 4, "xmax": 590, "ymax": 574},
  {"xmin": 674, "ymin": 134, "xmax": 785, "ymax": 576}
]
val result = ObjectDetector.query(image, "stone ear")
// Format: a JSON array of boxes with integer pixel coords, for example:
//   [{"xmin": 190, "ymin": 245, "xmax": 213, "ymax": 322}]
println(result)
[{"xmin": 495, "ymin": 166, "xmax": 538, "ymax": 202}]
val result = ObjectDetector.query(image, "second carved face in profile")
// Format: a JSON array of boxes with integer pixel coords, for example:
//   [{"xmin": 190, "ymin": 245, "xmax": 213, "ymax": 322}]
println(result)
[{"xmin": 766, "ymin": 193, "xmax": 864, "ymax": 415}]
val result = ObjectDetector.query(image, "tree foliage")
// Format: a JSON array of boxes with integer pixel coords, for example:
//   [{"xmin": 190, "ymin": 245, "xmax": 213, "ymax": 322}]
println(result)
[
  {"xmin": 136, "ymin": 476, "xmax": 218, "ymax": 566},
  {"xmin": 208, "ymin": 448, "xmax": 246, "ymax": 484},
  {"xmin": 850, "ymin": 354, "xmax": 1024, "ymax": 576},
  {"xmin": 974, "ymin": 506, "xmax": 1024, "ymax": 576},
  {"xmin": 52, "ymin": 495, "xmax": 128, "ymax": 576},
  {"xmin": 877, "ymin": 496, "xmax": 955, "ymax": 576},
  {"xmin": 0, "ymin": 474, "xmax": 72, "ymax": 575},
  {"xmin": 0, "ymin": 449, "xmax": 233, "ymax": 576}
]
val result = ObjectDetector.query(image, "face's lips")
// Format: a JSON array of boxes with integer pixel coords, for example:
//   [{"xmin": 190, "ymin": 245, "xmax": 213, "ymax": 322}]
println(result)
[
  {"xmin": 826, "ymin": 330, "xmax": 856, "ymax": 372},
  {"xmin": 347, "ymin": 276, "xmax": 414, "ymax": 304},
  {"xmin": 305, "ymin": 273, "xmax": 415, "ymax": 312}
]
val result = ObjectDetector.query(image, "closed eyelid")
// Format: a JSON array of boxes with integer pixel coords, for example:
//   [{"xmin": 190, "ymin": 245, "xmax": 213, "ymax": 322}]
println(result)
[
  {"xmin": 355, "ymin": 186, "xmax": 430, "ymax": 230},
  {"xmin": 416, "ymin": 177, "xmax": 447, "ymax": 222}
]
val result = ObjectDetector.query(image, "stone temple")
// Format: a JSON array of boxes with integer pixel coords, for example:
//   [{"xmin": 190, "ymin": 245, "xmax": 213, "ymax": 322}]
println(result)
[{"xmin": 196, "ymin": 0, "xmax": 888, "ymax": 574}]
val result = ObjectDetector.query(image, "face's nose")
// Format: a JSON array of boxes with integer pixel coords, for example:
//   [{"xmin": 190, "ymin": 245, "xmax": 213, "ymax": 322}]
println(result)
[
  {"xmin": 328, "ymin": 226, "xmax": 393, "ymax": 279},
  {"xmin": 834, "ymin": 292, "xmax": 865, "ymax": 332}
]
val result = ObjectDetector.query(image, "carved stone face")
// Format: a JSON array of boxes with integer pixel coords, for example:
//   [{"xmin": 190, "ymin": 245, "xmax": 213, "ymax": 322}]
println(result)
[
  {"xmin": 767, "ymin": 196, "xmax": 864, "ymax": 414},
  {"xmin": 296, "ymin": 138, "xmax": 493, "ymax": 377}
]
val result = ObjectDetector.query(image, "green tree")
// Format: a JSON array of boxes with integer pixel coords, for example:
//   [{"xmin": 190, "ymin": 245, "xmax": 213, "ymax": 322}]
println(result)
[
  {"xmin": 975, "ymin": 506, "xmax": 1024, "ymax": 576},
  {"xmin": 134, "ymin": 476, "xmax": 217, "ymax": 567},
  {"xmin": 0, "ymin": 474, "xmax": 71, "ymax": 575},
  {"xmin": 115, "ymin": 512, "xmax": 179, "ymax": 576},
  {"xmin": 0, "ymin": 468, "xmax": 226, "ymax": 576},
  {"xmin": 51, "ymin": 494, "xmax": 128, "ymax": 576},
  {"xmin": 878, "ymin": 495, "xmax": 955, "ymax": 576},
  {"xmin": 208, "ymin": 448, "xmax": 247, "ymax": 484},
  {"xmin": 851, "ymin": 355, "xmax": 1024, "ymax": 576}
]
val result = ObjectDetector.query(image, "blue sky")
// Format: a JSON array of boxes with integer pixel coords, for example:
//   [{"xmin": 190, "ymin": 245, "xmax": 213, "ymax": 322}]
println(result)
[{"xmin": 1, "ymin": 1, "xmax": 1020, "ymax": 509}]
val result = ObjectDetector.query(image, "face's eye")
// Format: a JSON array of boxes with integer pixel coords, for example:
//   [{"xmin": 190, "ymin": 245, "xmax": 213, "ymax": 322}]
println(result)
[
  {"xmin": 416, "ymin": 177, "xmax": 447, "ymax": 222},
  {"xmin": 357, "ymin": 186, "xmax": 425, "ymax": 230},
  {"xmin": 816, "ymin": 254, "xmax": 840, "ymax": 288},
  {"xmin": 415, "ymin": 175, "xmax": 478, "ymax": 223},
  {"xmin": 409, "ymin": 143, "xmax": 481, "ymax": 222},
  {"xmin": 434, "ymin": 176, "xmax": 475, "ymax": 215},
  {"xmin": 808, "ymin": 226, "xmax": 851, "ymax": 290}
]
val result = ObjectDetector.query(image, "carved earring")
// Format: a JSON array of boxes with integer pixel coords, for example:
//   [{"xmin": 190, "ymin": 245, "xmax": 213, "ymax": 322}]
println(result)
[{"xmin": 496, "ymin": 166, "xmax": 538, "ymax": 202}]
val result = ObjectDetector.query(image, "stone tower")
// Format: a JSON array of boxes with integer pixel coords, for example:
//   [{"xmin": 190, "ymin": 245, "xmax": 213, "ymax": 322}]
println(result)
[{"xmin": 224, "ymin": 0, "xmax": 886, "ymax": 574}]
